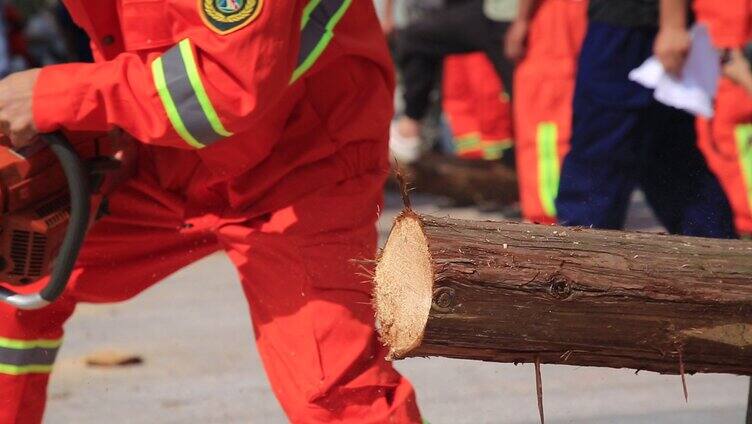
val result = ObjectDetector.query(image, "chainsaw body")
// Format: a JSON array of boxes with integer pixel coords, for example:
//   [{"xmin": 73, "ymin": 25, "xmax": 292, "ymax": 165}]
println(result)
[{"xmin": 0, "ymin": 132, "xmax": 135, "ymax": 305}]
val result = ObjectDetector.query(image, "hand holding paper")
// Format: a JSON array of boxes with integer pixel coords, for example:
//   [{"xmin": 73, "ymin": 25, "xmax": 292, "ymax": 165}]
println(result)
[{"xmin": 629, "ymin": 24, "xmax": 720, "ymax": 118}]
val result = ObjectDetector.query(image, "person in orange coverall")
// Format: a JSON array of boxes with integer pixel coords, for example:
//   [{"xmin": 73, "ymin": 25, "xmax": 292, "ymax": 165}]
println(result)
[
  {"xmin": 0, "ymin": 1, "xmax": 423, "ymax": 422},
  {"xmin": 505, "ymin": 0, "xmax": 587, "ymax": 224},
  {"xmin": 442, "ymin": 52, "xmax": 513, "ymax": 160},
  {"xmin": 694, "ymin": 0, "xmax": 752, "ymax": 238}
]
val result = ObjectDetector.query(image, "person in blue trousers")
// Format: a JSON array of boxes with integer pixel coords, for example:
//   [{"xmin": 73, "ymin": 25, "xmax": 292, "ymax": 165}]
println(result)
[{"xmin": 556, "ymin": 0, "xmax": 735, "ymax": 238}]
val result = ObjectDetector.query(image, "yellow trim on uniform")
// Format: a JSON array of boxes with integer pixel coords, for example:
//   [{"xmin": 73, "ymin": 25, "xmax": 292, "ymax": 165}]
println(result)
[
  {"xmin": 0, "ymin": 364, "xmax": 54, "ymax": 375},
  {"xmin": 0, "ymin": 337, "xmax": 61, "ymax": 350}
]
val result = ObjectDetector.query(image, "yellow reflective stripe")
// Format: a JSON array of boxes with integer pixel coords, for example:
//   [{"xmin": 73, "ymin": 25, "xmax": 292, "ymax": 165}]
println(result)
[
  {"xmin": 735, "ymin": 124, "xmax": 752, "ymax": 213},
  {"xmin": 0, "ymin": 337, "xmax": 61, "ymax": 375},
  {"xmin": 152, "ymin": 39, "xmax": 233, "ymax": 148},
  {"xmin": 0, "ymin": 363, "xmax": 53, "ymax": 375},
  {"xmin": 151, "ymin": 57, "xmax": 206, "ymax": 149},
  {"xmin": 481, "ymin": 139, "xmax": 513, "ymax": 160},
  {"xmin": 0, "ymin": 337, "xmax": 61, "ymax": 350},
  {"xmin": 291, "ymin": 0, "xmax": 353, "ymax": 83},
  {"xmin": 178, "ymin": 40, "xmax": 232, "ymax": 138},
  {"xmin": 454, "ymin": 134, "xmax": 481, "ymax": 152},
  {"xmin": 301, "ymin": 0, "xmax": 323, "ymax": 29},
  {"xmin": 537, "ymin": 122, "xmax": 560, "ymax": 218}
]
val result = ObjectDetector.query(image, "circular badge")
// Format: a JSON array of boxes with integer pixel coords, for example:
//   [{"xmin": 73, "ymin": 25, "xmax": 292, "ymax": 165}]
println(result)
[{"xmin": 200, "ymin": 0, "xmax": 263, "ymax": 35}]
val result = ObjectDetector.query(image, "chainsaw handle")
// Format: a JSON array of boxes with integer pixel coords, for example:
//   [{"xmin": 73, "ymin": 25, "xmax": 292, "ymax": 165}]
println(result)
[{"xmin": 0, "ymin": 133, "xmax": 91, "ymax": 310}]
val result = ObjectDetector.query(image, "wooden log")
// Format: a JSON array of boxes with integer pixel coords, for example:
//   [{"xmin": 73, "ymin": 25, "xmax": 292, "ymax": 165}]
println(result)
[
  {"xmin": 391, "ymin": 153, "xmax": 519, "ymax": 207},
  {"xmin": 373, "ymin": 211, "xmax": 752, "ymax": 375}
]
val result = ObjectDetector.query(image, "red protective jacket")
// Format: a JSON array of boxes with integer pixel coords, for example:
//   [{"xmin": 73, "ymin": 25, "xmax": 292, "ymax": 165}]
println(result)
[
  {"xmin": 34, "ymin": 0, "xmax": 394, "ymax": 213},
  {"xmin": 9, "ymin": 3, "xmax": 423, "ymax": 422}
]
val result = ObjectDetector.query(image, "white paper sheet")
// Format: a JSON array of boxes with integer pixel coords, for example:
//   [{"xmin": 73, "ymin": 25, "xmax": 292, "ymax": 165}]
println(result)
[{"xmin": 628, "ymin": 24, "xmax": 720, "ymax": 118}]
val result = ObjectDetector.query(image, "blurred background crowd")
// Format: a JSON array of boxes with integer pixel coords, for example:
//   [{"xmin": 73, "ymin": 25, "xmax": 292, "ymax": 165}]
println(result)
[
  {"xmin": 379, "ymin": 0, "xmax": 752, "ymax": 240},
  {"xmin": 0, "ymin": 1, "xmax": 92, "ymax": 76},
  {"xmin": 1, "ymin": 0, "xmax": 751, "ymax": 239}
]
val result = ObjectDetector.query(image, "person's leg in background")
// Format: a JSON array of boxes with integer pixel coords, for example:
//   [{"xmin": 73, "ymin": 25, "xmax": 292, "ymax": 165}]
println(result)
[
  {"xmin": 637, "ymin": 100, "xmax": 735, "ymax": 238},
  {"xmin": 697, "ymin": 79, "xmax": 752, "ymax": 238},
  {"xmin": 442, "ymin": 52, "xmax": 513, "ymax": 160},
  {"xmin": 479, "ymin": 23, "xmax": 514, "ymax": 100},
  {"xmin": 390, "ymin": 10, "xmax": 444, "ymax": 163},
  {"xmin": 472, "ymin": 53, "xmax": 514, "ymax": 160},
  {"xmin": 442, "ymin": 54, "xmax": 484, "ymax": 159},
  {"xmin": 686, "ymin": 0, "xmax": 750, "ymax": 238},
  {"xmin": 396, "ymin": 0, "xmax": 510, "ymax": 122},
  {"xmin": 220, "ymin": 171, "xmax": 422, "ymax": 423},
  {"xmin": 392, "ymin": 0, "xmax": 512, "ymax": 162},
  {"xmin": 0, "ymin": 168, "xmax": 219, "ymax": 423},
  {"xmin": 556, "ymin": 22, "xmax": 654, "ymax": 229},
  {"xmin": 513, "ymin": 0, "xmax": 587, "ymax": 223}
]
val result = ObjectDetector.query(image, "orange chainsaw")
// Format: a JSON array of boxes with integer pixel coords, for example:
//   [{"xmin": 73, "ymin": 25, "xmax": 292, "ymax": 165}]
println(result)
[{"xmin": 0, "ymin": 132, "xmax": 134, "ymax": 310}]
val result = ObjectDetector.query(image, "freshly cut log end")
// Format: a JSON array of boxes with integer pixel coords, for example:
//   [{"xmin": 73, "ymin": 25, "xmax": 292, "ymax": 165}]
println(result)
[{"xmin": 374, "ymin": 212, "xmax": 433, "ymax": 359}]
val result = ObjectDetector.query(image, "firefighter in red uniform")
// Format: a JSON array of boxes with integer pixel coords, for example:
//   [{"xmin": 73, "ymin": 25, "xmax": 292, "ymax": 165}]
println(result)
[
  {"xmin": 694, "ymin": 0, "xmax": 752, "ymax": 238},
  {"xmin": 0, "ymin": 1, "xmax": 424, "ymax": 422}
]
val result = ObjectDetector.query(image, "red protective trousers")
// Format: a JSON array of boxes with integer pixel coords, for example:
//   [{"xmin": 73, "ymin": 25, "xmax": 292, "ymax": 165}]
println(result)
[
  {"xmin": 442, "ymin": 53, "xmax": 513, "ymax": 160},
  {"xmin": 696, "ymin": 80, "xmax": 752, "ymax": 237},
  {"xmin": 512, "ymin": 0, "xmax": 587, "ymax": 223},
  {"xmin": 0, "ymin": 0, "xmax": 422, "ymax": 422},
  {"xmin": 694, "ymin": 0, "xmax": 752, "ymax": 236},
  {"xmin": 0, "ymin": 144, "xmax": 421, "ymax": 424}
]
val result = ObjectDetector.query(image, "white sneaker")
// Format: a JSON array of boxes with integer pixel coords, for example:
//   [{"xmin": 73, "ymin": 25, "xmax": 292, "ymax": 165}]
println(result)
[{"xmin": 389, "ymin": 121, "xmax": 422, "ymax": 164}]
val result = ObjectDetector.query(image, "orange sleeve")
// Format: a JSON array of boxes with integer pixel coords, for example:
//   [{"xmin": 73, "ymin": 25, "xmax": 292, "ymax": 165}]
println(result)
[{"xmin": 33, "ymin": 1, "xmax": 303, "ymax": 149}]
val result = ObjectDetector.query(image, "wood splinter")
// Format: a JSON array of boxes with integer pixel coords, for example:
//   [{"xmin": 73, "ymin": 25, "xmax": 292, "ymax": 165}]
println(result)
[
  {"xmin": 535, "ymin": 356, "xmax": 544, "ymax": 424},
  {"xmin": 679, "ymin": 349, "xmax": 688, "ymax": 402}
]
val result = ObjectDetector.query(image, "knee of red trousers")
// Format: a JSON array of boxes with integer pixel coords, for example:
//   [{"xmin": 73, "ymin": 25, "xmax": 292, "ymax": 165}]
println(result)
[
  {"xmin": 0, "ymin": 297, "xmax": 75, "ymax": 424},
  {"xmin": 252, "ymin": 290, "xmax": 422, "ymax": 424},
  {"xmin": 300, "ymin": 370, "xmax": 422, "ymax": 424},
  {"xmin": 266, "ymin": 349, "xmax": 423, "ymax": 424},
  {"xmin": 284, "ymin": 355, "xmax": 422, "ymax": 424}
]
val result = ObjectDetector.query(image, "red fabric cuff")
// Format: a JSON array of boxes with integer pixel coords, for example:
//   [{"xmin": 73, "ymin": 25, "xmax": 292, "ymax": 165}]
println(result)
[{"xmin": 33, "ymin": 64, "xmax": 89, "ymax": 133}]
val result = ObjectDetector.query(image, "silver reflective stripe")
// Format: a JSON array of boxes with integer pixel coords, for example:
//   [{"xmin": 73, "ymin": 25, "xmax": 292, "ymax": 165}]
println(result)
[
  {"xmin": 160, "ymin": 45, "xmax": 225, "ymax": 147},
  {"xmin": 298, "ymin": 15, "xmax": 323, "ymax": 65},
  {"xmin": 292, "ymin": 0, "xmax": 352, "ymax": 82},
  {"xmin": 0, "ymin": 345, "xmax": 59, "ymax": 367}
]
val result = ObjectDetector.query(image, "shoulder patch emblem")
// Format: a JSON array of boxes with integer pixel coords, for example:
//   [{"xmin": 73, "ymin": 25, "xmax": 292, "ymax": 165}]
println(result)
[{"xmin": 200, "ymin": 0, "xmax": 263, "ymax": 35}]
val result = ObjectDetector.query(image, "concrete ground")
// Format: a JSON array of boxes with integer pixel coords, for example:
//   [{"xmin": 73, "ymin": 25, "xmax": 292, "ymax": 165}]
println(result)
[{"xmin": 45, "ymin": 192, "xmax": 750, "ymax": 423}]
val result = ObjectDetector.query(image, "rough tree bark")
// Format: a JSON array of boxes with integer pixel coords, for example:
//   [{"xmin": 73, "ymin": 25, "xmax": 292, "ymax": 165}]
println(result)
[
  {"xmin": 391, "ymin": 153, "xmax": 519, "ymax": 206},
  {"xmin": 373, "ymin": 212, "xmax": 752, "ymax": 375}
]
